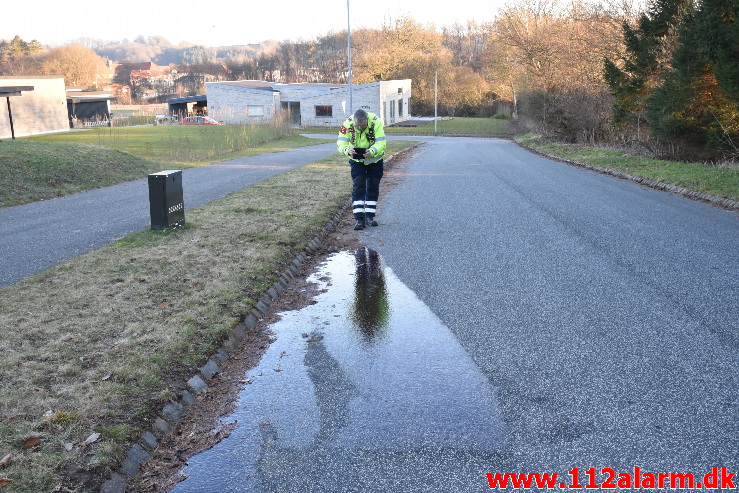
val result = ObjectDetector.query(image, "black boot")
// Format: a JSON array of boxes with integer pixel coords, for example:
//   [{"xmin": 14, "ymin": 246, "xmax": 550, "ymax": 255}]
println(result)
[
  {"xmin": 354, "ymin": 218, "xmax": 365, "ymax": 230},
  {"xmin": 365, "ymin": 216, "xmax": 378, "ymax": 227}
]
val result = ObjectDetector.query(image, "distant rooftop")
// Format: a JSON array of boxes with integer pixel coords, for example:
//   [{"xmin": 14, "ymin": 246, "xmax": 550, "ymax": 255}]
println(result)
[
  {"xmin": 210, "ymin": 80, "xmax": 349, "ymax": 92},
  {"xmin": 212, "ymin": 81, "xmax": 279, "ymax": 91},
  {"xmin": 0, "ymin": 86, "xmax": 34, "ymax": 95},
  {"xmin": 167, "ymin": 95, "xmax": 208, "ymax": 104}
]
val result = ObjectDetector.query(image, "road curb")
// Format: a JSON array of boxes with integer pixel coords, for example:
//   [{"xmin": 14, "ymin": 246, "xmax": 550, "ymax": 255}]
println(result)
[
  {"xmin": 101, "ymin": 150, "xmax": 409, "ymax": 492},
  {"xmin": 99, "ymin": 203, "xmax": 348, "ymax": 492},
  {"xmin": 516, "ymin": 142, "xmax": 739, "ymax": 212}
]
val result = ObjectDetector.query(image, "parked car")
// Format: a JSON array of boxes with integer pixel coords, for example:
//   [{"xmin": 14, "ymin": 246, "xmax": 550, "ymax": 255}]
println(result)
[{"xmin": 181, "ymin": 116, "xmax": 223, "ymax": 125}]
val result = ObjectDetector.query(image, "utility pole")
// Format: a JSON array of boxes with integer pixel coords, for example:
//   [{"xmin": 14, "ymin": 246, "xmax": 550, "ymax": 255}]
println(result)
[
  {"xmin": 434, "ymin": 70, "xmax": 438, "ymax": 134},
  {"xmin": 347, "ymin": 0, "xmax": 353, "ymax": 114}
]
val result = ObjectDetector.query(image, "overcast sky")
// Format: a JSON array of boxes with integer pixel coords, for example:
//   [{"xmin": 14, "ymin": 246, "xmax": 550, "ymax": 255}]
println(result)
[{"xmin": 4, "ymin": 0, "xmax": 508, "ymax": 47}]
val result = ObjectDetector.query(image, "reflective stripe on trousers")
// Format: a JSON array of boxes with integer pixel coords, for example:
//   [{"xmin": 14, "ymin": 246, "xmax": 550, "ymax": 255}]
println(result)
[{"xmin": 350, "ymin": 160, "xmax": 384, "ymax": 218}]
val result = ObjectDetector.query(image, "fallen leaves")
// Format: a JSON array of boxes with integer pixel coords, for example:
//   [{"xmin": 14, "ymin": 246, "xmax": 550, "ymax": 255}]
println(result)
[
  {"xmin": 0, "ymin": 456, "xmax": 11, "ymax": 488},
  {"xmin": 22, "ymin": 437, "xmax": 40, "ymax": 450},
  {"xmin": 80, "ymin": 433, "xmax": 100, "ymax": 447}
]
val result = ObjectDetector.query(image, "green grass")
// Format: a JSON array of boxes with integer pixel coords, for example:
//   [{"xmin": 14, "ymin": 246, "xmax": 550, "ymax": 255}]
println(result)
[
  {"xmin": 303, "ymin": 116, "xmax": 515, "ymax": 137},
  {"xmin": 1, "ymin": 133, "xmax": 333, "ymax": 209},
  {"xmin": 516, "ymin": 134, "xmax": 739, "ymax": 201},
  {"xmin": 0, "ymin": 140, "xmax": 173, "ymax": 208},
  {"xmin": 0, "ymin": 139, "xmax": 416, "ymax": 493},
  {"xmin": 28, "ymin": 120, "xmax": 298, "ymax": 165}
]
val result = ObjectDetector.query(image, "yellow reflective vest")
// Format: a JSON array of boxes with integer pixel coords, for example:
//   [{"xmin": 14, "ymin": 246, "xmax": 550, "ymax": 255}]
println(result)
[{"xmin": 337, "ymin": 112, "xmax": 387, "ymax": 165}]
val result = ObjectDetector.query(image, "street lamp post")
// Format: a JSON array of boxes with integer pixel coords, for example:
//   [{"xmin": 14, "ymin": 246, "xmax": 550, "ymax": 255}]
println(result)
[
  {"xmin": 434, "ymin": 69, "xmax": 438, "ymax": 134},
  {"xmin": 347, "ymin": 0, "xmax": 353, "ymax": 113}
]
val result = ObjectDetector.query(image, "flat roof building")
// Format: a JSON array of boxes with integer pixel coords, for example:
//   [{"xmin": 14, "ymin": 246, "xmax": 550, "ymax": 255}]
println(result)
[{"xmin": 206, "ymin": 79, "xmax": 412, "ymax": 127}]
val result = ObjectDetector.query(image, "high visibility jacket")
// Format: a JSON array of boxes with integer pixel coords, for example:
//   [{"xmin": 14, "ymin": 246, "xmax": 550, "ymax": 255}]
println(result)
[{"xmin": 337, "ymin": 112, "xmax": 387, "ymax": 165}]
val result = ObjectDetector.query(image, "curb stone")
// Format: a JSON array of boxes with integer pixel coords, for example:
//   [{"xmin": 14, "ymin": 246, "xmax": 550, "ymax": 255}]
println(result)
[
  {"xmin": 121, "ymin": 444, "xmax": 150, "ymax": 477},
  {"xmin": 100, "ymin": 203, "xmax": 353, "ymax": 491},
  {"xmin": 162, "ymin": 402, "xmax": 186, "ymax": 423},
  {"xmin": 516, "ymin": 142, "xmax": 739, "ymax": 211},
  {"xmin": 140, "ymin": 432, "xmax": 158, "ymax": 452},
  {"xmin": 187, "ymin": 375, "xmax": 208, "ymax": 395},
  {"xmin": 100, "ymin": 474, "xmax": 126, "ymax": 493},
  {"xmin": 101, "ymin": 147, "xmax": 412, "ymax": 492}
]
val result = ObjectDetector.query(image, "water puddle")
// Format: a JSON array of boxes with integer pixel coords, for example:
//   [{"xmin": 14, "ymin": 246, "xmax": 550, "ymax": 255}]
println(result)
[{"xmin": 172, "ymin": 248, "xmax": 507, "ymax": 492}]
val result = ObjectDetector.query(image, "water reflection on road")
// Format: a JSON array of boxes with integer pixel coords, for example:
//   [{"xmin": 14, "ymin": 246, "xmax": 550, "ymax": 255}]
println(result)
[{"xmin": 172, "ymin": 248, "xmax": 508, "ymax": 493}]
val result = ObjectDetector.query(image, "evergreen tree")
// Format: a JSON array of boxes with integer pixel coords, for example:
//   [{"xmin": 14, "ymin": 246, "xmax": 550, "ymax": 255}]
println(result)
[
  {"xmin": 0, "ymin": 35, "xmax": 44, "ymax": 59},
  {"xmin": 603, "ymin": 0, "xmax": 694, "ymax": 136},
  {"xmin": 693, "ymin": 0, "xmax": 739, "ymax": 100},
  {"xmin": 647, "ymin": 0, "xmax": 738, "ymax": 154}
]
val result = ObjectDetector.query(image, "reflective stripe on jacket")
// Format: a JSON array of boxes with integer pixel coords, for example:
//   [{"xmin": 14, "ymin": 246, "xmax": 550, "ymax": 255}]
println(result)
[{"xmin": 336, "ymin": 112, "xmax": 387, "ymax": 165}]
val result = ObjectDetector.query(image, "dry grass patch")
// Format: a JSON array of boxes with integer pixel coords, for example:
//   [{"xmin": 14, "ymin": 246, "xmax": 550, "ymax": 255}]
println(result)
[{"xmin": 0, "ymin": 143, "xmax": 416, "ymax": 492}]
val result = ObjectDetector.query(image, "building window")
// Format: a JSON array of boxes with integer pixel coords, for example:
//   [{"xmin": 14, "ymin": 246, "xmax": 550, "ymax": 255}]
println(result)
[
  {"xmin": 247, "ymin": 105, "xmax": 265, "ymax": 116},
  {"xmin": 398, "ymin": 87, "xmax": 403, "ymax": 94},
  {"xmin": 315, "ymin": 105, "xmax": 333, "ymax": 117},
  {"xmin": 399, "ymin": 99, "xmax": 403, "ymax": 117},
  {"xmin": 247, "ymin": 105, "xmax": 264, "ymax": 116}
]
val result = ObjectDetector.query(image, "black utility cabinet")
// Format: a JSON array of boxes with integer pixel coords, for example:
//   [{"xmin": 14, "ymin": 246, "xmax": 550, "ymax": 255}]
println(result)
[{"xmin": 148, "ymin": 170, "xmax": 185, "ymax": 230}]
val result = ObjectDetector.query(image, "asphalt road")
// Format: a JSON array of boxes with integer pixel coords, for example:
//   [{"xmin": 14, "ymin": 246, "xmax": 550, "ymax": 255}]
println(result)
[
  {"xmin": 362, "ymin": 137, "xmax": 739, "ymax": 488},
  {"xmin": 4, "ymin": 135, "xmax": 736, "ymax": 490},
  {"xmin": 173, "ymin": 136, "xmax": 738, "ymax": 492},
  {"xmin": 0, "ymin": 142, "xmax": 336, "ymax": 287}
]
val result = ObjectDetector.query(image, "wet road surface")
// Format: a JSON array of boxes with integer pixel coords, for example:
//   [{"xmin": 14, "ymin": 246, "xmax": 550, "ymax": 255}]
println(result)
[
  {"xmin": 175, "ymin": 136, "xmax": 738, "ymax": 491},
  {"xmin": 173, "ymin": 248, "xmax": 508, "ymax": 492}
]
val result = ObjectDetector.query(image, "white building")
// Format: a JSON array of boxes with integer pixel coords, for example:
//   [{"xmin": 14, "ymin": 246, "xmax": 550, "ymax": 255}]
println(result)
[
  {"xmin": 206, "ymin": 79, "xmax": 412, "ymax": 127},
  {"xmin": 1, "ymin": 76, "xmax": 69, "ymax": 138}
]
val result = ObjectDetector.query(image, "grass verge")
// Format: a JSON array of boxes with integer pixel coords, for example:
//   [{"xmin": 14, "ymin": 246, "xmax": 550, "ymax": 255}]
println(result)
[
  {"xmin": 29, "ymin": 120, "xmax": 297, "ymax": 165},
  {"xmin": 0, "ymin": 140, "xmax": 179, "ymax": 209},
  {"xmin": 1, "ymin": 135, "xmax": 332, "ymax": 209},
  {"xmin": 515, "ymin": 134, "xmax": 739, "ymax": 202},
  {"xmin": 303, "ymin": 116, "xmax": 515, "ymax": 137},
  {"xmin": 0, "ymin": 140, "xmax": 416, "ymax": 492}
]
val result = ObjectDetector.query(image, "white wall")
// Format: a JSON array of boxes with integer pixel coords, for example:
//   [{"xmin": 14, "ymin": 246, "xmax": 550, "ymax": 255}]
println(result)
[
  {"xmin": 206, "ymin": 79, "xmax": 412, "ymax": 127},
  {"xmin": 0, "ymin": 76, "xmax": 69, "ymax": 138},
  {"xmin": 380, "ymin": 79, "xmax": 412, "ymax": 126},
  {"xmin": 206, "ymin": 83, "xmax": 279, "ymax": 124},
  {"xmin": 297, "ymin": 87, "xmax": 354, "ymax": 127}
]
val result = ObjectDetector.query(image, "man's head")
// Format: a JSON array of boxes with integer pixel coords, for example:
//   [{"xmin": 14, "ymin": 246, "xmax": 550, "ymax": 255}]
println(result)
[{"xmin": 353, "ymin": 109, "xmax": 368, "ymax": 131}]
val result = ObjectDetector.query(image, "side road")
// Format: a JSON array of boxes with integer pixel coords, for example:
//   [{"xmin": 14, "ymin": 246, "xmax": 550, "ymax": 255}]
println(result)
[{"xmin": 0, "ymin": 142, "xmax": 337, "ymax": 287}]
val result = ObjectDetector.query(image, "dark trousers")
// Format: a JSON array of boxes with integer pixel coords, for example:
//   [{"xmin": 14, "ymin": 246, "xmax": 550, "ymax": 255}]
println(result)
[{"xmin": 350, "ymin": 160, "xmax": 384, "ymax": 218}]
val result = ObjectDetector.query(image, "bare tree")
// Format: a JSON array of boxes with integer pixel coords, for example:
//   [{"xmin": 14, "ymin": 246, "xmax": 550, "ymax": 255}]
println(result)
[
  {"xmin": 494, "ymin": 0, "xmax": 627, "ymax": 141},
  {"xmin": 39, "ymin": 44, "xmax": 105, "ymax": 87},
  {"xmin": 353, "ymin": 17, "xmax": 440, "ymax": 83}
]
